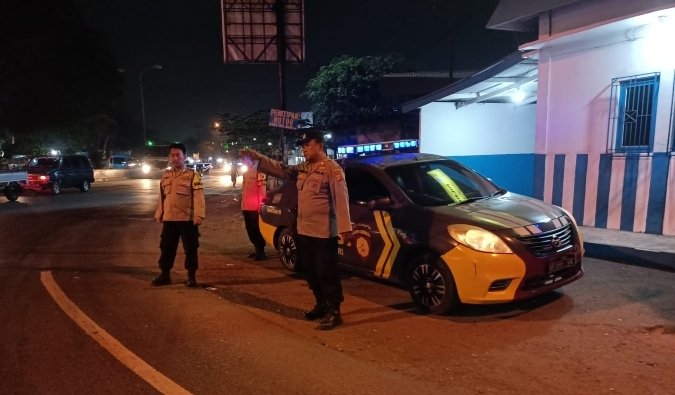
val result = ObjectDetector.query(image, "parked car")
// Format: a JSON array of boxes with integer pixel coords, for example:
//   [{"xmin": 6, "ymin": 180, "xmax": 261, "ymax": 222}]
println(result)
[
  {"xmin": 108, "ymin": 155, "xmax": 131, "ymax": 169},
  {"xmin": 24, "ymin": 154, "xmax": 95, "ymax": 195},
  {"xmin": 258, "ymin": 153, "xmax": 584, "ymax": 314}
]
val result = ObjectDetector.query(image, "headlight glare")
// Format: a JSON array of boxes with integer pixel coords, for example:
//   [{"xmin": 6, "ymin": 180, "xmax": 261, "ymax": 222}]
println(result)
[{"xmin": 448, "ymin": 224, "xmax": 512, "ymax": 254}]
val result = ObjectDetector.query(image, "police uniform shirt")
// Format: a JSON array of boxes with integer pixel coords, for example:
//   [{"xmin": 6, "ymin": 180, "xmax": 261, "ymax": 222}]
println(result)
[
  {"xmin": 241, "ymin": 166, "xmax": 266, "ymax": 212},
  {"xmin": 155, "ymin": 167, "xmax": 206, "ymax": 222},
  {"xmin": 257, "ymin": 156, "xmax": 351, "ymax": 238}
]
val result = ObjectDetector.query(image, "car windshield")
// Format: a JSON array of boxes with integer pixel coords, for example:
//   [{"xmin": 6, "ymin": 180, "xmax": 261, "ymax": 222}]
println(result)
[
  {"xmin": 385, "ymin": 160, "xmax": 501, "ymax": 207},
  {"xmin": 27, "ymin": 157, "xmax": 59, "ymax": 168}
]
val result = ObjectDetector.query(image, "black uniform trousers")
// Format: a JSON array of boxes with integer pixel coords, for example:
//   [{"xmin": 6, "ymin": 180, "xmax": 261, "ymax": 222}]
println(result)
[
  {"xmin": 158, "ymin": 221, "xmax": 200, "ymax": 271},
  {"xmin": 243, "ymin": 210, "xmax": 266, "ymax": 248},
  {"xmin": 296, "ymin": 234, "xmax": 344, "ymax": 309}
]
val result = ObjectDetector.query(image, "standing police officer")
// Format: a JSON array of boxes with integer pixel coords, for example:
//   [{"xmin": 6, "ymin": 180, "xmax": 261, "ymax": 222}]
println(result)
[
  {"xmin": 240, "ymin": 129, "xmax": 352, "ymax": 330},
  {"xmin": 152, "ymin": 142, "xmax": 206, "ymax": 288},
  {"xmin": 240, "ymin": 155, "xmax": 267, "ymax": 260}
]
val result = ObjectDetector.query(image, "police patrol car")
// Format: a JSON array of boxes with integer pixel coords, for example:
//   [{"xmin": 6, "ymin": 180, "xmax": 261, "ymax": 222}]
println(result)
[{"xmin": 259, "ymin": 153, "xmax": 584, "ymax": 314}]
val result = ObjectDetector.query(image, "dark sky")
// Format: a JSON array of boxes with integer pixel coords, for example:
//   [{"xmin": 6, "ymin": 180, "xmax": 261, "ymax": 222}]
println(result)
[{"xmin": 78, "ymin": 0, "xmax": 525, "ymax": 142}]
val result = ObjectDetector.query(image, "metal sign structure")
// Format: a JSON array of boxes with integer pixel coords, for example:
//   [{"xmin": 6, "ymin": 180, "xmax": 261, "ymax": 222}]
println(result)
[{"xmin": 221, "ymin": 0, "xmax": 304, "ymax": 63}]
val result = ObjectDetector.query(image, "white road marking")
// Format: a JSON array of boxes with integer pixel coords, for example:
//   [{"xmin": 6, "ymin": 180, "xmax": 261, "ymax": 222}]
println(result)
[{"xmin": 40, "ymin": 271, "xmax": 191, "ymax": 395}]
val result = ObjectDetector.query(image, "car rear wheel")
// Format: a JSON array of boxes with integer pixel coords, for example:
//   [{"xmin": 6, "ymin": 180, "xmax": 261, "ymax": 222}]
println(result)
[
  {"xmin": 4, "ymin": 182, "xmax": 21, "ymax": 201},
  {"xmin": 408, "ymin": 255, "xmax": 460, "ymax": 314},
  {"xmin": 80, "ymin": 179, "xmax": 90, "ymax": 192},
  {"xmin": 52, "ymin": 180, "xmax": 62, "ymax": 195},
  {"xmin": 277, "ymin": 228, "xmax": 299, "ymax": 272}
]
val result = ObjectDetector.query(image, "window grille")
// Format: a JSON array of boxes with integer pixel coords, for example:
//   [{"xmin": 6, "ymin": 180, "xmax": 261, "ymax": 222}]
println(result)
[
  {"xmin": 607, "ymin": 73, "xmax": 660, "ymax": 155},
  {"xmin": 669, "ymin": 70, "xmax": 675, "ymax": 154}
]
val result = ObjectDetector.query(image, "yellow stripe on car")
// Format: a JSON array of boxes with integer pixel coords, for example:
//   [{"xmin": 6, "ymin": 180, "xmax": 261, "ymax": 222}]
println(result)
[
  {"xmin": 373, "ymin": 210, "xmax": 401, "ymax": 279},
  {"xmin": 258, "ymin": 217, "xmax": 278, "ymax": 248}
]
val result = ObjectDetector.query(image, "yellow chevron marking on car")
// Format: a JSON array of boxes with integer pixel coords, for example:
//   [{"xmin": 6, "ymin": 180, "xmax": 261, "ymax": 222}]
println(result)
[
  {"xmin": 373, "ymin": 210, "xmax": 400, "ymax": 279},
  {"xmin": 258, "ymin": 217, "xmax": 278, "ymax": 248}
]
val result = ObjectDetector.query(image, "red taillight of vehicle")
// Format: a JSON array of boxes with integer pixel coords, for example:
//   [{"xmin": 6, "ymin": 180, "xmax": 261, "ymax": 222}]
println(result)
[{"xmin": 27, "ymin": 174, "xmax": 50, "ymax": 184}]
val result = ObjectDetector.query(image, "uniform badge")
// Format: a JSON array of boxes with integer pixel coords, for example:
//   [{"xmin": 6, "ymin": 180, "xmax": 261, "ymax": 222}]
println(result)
[
  {"xmin": 192, "ymin": 172, "xmax": 204, "ymax": 189},
  {"xmin": 335, "ymin": 169, "xmax": 343, "ymax": 181},
  {"xmin": 318, "ymin": 161, "xmax": 326, "ymax": 173},
  {"xmin": 352, "ymin": 229, "xmax": 372, "ymax": 262}
]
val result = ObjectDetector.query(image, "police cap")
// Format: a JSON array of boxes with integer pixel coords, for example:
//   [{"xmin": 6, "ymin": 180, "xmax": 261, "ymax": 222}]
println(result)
[{"xmin": 296, "ymin": 129, "xmax": 324, "ymax": 146}]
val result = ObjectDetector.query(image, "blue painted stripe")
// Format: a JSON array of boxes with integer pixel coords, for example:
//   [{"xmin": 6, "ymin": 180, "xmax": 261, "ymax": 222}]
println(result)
[
  {"xmin": 595, "ymin": 154, "xmax": 612, "ymax": 228},
  {"xmin": 533, "ymin": 154, "xmax": 546, "ymax": 200},
  {"xmin": 552, "ymin": 154, "xmax": 565, "ymax": 206},
  {"xmin": 572, "ymin": 154, "xmax": 588, "ymax": 223},
  {"xmin": 451, "ymin": 154, "xmax": 535, "ymax": 196},
  {"xmin": 646, "ymin": 153, "xmax": 670, "ymax": 234},
  {"xmin": 620, "ymin": 157, "xmax": 638, "ymax": 231}
]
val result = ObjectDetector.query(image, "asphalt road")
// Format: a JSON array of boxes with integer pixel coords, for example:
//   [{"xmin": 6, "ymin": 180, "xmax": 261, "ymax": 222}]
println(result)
[{"xmin": 1, "ymin": 172, "xmax": 674, "ymax": 394}]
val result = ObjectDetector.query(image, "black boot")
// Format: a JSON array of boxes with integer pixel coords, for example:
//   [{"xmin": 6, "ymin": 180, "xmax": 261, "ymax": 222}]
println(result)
[
  {"xmin": 253, "ymin": 245, "xmax": 266, "ymax": 261},
  {"xmin": 317, "ymin": 309, "xmax": 342, "ymax": 330},
  {"xmin": 303, "ymin": 303, "xmax": 327, "ymax": 321},
  {"xmin": 185, "ymin": 269, "xmax": 197, "ymax": 288},
  {"xmin": 151, "ymin": 270, "xmax": 171, "ymax": 286}
]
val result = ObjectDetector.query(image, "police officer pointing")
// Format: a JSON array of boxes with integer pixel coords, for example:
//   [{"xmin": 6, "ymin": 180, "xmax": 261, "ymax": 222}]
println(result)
[
  {"xmin": 152, "ymin": 142, "xmax": 205, "ymax": 288},
  {"xmin": 240, "ymin": 129, "xmax": 352, "ymax": 330}
]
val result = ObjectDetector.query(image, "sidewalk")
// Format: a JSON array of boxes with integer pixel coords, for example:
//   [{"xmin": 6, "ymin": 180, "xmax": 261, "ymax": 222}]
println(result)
[{"xmin": 580, "ymin": 226, "xmax": 675, "ymax": 272}]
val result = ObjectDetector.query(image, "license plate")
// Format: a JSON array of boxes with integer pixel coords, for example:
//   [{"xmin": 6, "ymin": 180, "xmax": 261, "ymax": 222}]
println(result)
[{"xmin": 548, "ymin": 258, "xmax": 576, "ymax": 273}]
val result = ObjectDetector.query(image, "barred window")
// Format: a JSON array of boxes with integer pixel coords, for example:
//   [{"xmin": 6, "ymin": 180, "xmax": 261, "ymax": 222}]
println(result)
[{"xmin": 607, "ymin": 73, "xmax": 660, "ymax": 154}]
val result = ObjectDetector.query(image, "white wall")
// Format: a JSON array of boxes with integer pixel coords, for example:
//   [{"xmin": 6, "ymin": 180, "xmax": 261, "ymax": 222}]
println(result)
[
  {"xmin": 537, "ymin": 14, "xmax": 675, "ymax": 155},
  {"xmin": 419, "ymin": 102, "xmax": 536, "ymax": 156}
]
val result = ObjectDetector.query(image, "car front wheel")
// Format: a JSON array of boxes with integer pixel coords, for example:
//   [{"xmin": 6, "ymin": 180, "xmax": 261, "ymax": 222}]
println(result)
[
  {"xmin": 52, "ymin": 180, "xmax": 62, "ymax": 195},
  {"xmin": 277, "ymin": 228, "xmax": 299, "ymax": 272},
  {"xmin": 408, "ymin": 255, "xmax": 460, "ymax": 315},
  {"xmin": 80, "ymin": 179, "xmax": 90, "ymax": 192}
]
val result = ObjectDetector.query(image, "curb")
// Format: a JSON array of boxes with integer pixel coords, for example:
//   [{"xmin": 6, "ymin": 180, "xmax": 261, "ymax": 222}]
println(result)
[{"xmin": 584, "ymin": 242, "xmax": 675, "ymax": 273}]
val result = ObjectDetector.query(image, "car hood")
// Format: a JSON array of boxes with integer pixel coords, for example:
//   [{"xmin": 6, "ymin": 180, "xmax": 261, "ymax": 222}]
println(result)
[{"xmin": 427, "ymin": 192, "xmax": 567, "ymax": 231}]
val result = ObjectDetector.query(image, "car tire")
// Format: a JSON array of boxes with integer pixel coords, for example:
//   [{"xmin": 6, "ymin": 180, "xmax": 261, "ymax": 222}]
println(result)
[
  {"xmin": 4, "ymin": 182, "xmax": 20, "ymax": 201},
  {"xmin": 408, "ymin": 255, "xmax": 460, "ymax": 315},
  {"xmin": 277, "ymin": 228, "xmax": 299, "ymax": 272},
  {"xmin": 52, "ymin": 180, "xmax": 62, "ymax": 195},
  {"xmin": 80, "ymin": 179, "xmax": 90, "ymax": 192}
]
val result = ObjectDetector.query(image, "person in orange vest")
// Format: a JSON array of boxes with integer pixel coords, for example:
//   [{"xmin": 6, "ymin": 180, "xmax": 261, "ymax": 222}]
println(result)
[{"xmin": 240, "ymin": 155, "xmax": 267, "ymax": 260}]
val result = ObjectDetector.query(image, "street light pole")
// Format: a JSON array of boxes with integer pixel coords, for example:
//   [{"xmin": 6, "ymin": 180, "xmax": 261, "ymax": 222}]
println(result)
[
  {"xmin": 138, "ymin": 65, "xmax": 162, "ymax": 145},
  {"xmin": 118, "ymin": 65, "xmax": 162, "ymax": 146}
]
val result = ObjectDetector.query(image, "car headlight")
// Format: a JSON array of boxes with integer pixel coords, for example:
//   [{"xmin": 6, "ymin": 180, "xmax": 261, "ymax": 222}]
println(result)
[
  {"xmin": 142, "ymin": 164, "xmax": 152, "ymax": 174},
  {"xmin": 448, "ymin": 224, "xmax": 512, "ymax": 254}
]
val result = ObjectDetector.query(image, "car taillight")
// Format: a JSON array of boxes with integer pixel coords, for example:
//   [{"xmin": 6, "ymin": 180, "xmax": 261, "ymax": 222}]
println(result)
[{"xmin": 39, "ymin": 175, "xmax": 48, "ymax": 181}]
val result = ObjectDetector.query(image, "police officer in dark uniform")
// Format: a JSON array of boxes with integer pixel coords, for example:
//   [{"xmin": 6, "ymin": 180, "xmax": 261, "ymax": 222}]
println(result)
[
  {"xmin": 240, "ymin": 129, "xmax": 352, "ymax": 330},
  {"xmin": 152, "ymin": 142, "xmax": 206, "ymax": 287}
]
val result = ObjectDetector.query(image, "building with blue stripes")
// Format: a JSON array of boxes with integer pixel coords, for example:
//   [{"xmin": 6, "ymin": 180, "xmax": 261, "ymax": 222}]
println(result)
[{"xmin": 403, "ymin": 0, "xmax": 675, "ymax": 236}]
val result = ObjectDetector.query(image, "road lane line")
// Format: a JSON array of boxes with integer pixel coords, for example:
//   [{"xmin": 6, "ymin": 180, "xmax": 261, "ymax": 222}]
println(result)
[{"xmin": 40, "ymin": 271, "xmax": 191, "ymax": 395}]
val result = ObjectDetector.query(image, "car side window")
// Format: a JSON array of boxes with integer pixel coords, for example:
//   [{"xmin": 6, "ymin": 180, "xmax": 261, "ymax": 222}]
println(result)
[
  {"xmin": 62, "ymin": 156, "xmax": 73, "ymax": 169},
  {"xmin": 345, "ymin": 168, "xmax": 390, "ymax": 203}
]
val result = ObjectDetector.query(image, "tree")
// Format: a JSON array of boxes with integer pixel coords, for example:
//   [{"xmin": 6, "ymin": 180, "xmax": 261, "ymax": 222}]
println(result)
[
  {"xmin": 0, "ymin": 0, "xmax": 122, "ymax": 150},
  {"xmin": 215, "ymin": 111, "xmax": 284, "ymax": 159},
  {"xmin": 303, "ymin": 54, "xmax": 410, "ymax": 129}
]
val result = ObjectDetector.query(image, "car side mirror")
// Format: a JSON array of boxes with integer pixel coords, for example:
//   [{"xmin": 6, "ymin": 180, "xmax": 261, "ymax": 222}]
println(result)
[{"xmin": 367, "ymin": 196, "xmax": 393, "ymax": 211}]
